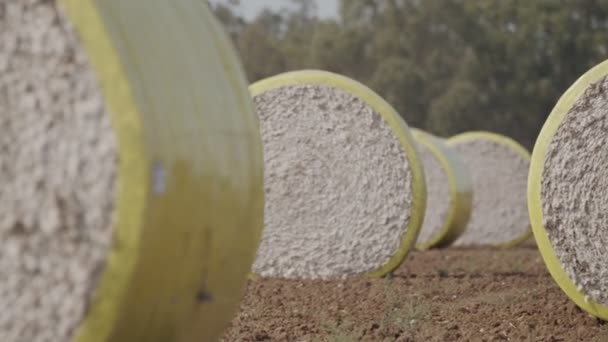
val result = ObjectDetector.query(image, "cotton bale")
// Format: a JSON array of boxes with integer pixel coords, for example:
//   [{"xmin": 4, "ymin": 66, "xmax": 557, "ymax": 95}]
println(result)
[
  {"xmin": 251, "ymin": 70, "xmax": 426, "ymax": 280},
  {"xmin": 0, "ymin": 1, "xmax": 263, "ymax": 341},
  {"xmin": 447, "ymin": 132, "xmax": 531, "ymax": 247},
  {"xmin": 529, "ymin": 60, "xmax": 608, "ymax": 320},
  {"xmin": 411, "ymin": 129, "xmax": 472, "ymax": 250}
]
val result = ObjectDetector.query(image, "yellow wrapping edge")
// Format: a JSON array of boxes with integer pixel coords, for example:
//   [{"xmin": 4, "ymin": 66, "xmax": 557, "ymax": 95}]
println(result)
[
  {"xmin": 446, "ymin": 131, "xmax": 533, "ymax": 248},
  {"xmin": 528, "ymin": 60, "xmax": 608, "ymax": 320},
  {"xmin": 60, "ymin": 1, "xmax": 149, "ymax": 342},
  {"xmin": 204, "ymin": 6, "xmax": 265, "ymax": 314},
  {"xmin": 412, "ymin": 129, "xmax": 472, "ymax": 250},
  {"xmin": 249, "ymin": 70, "xmax": 427, "ymax": 278},
  {"xmin": 61, "ymin": 1, "xmax": 265, "ymax": 341}
]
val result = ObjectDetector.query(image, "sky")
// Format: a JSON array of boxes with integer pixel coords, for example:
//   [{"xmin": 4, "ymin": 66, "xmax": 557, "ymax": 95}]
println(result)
[{"xmin": 209, "ymin": 0, "xmax": 338, "ymax": 20}]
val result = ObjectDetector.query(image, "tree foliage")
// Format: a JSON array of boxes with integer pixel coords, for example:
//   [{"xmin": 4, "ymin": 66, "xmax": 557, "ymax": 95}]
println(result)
[{"xmin": 210, "ymin": 0, "xmax": 608, "ymax": 147}]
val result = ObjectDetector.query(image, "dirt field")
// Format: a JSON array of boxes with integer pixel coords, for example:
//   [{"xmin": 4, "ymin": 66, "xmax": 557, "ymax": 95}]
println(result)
[{"xmin": 222, "ymin": 243, "xmax": 608, "ymax": 341}]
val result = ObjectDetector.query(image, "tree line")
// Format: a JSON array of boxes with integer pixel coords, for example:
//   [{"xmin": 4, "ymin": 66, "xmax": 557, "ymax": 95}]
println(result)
[{"xmin": 211, "ymin": 0, "xmax": 608, "ymax": 148}]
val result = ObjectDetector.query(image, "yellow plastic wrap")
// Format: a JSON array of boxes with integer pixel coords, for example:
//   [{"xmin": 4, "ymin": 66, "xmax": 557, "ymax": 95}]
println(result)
[
  {"xmin": 528, "ymin": 60, "xmax": 608, "ymax": 321},
  {"xmin": 447, "ymin": 131, "xmax": 532, "ymax": 248},
  {"xmin": 250, "ymin": 70, "xmax": 426, "ymax": 278},
  {"xmin": 59, "ymin": 1, "xmax": 264, "ymax": 341},
  {"xmin": 412, "ymin": 129, "xmax": 472, "ymax": 250}
]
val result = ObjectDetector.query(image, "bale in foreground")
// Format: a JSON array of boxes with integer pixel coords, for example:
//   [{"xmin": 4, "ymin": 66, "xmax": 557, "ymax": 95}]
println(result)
[
  {"xmin": 0, "ymin": 1, "xmax": 263, "ymax": 341},
  {"xmin": 447, "ymin": 132, "xmax": 531, "ymax": 247},
  {"xmin": 251, "ymin": 70, "xmax": 426, "ymax": 280},
  {"xmin": 412, "ymin": 129, "xmax": 472, "ymax": 250},
  {"xmin": 529, "ymin": 60, "xmax": 608, "ymax": 321}
]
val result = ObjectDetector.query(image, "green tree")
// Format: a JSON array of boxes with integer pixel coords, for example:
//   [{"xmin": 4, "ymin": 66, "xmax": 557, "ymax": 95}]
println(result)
[
  {"xmin": 427, "ymin": 80, "xmax": 484, "ymax": 137},
  {"xmin": 213, "ymin": 0, "xmax": 608, "ymax": 147},
  {"xmin": 236, "ymin": 13, "xmax": 287, "ymax": 82},
  {"xmin": 369, "ymin": 57, "xmax": 427, "ymax": 128},
  {"xmin": 309, "ymin": 22, "xmax": 370, "ymax": 79}
]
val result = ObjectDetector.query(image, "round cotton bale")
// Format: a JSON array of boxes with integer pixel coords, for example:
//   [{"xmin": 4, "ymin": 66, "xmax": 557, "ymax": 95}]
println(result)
[
  {"xmin": 411, "ymin": 129, "xmax": 472, "ymax": 250},
  {"xmin": 0, "ymin": 1, "xmax": 263, "ymax": 342},
  {"xmin": 250, "ymin": 70, "xmax": 426, "ymax": 280},
  {"xmin": 529, "ymin": 60, "xmax": 608, "ymax": 320},
  {"xmin": 446, "ymin": 132, "xmax": 531, "ymax": 247}
]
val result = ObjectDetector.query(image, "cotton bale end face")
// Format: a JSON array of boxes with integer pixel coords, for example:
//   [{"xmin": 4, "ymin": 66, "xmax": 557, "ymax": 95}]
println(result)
[
  {"xmin": 251, "ymin": 70, "xmax": 426, "ymax": 280},
  {"xmin": 529, "ymin": 60, "xmax": 608, "ymax": 321},
  {"xmin": 447, "ymin": 132, "xmax": 531, "ymax": 247},
  {"xmin": 411, "ymin": 129, "xmax": 472, "ymax": 250},
  {"xmin": 0, "ymin": 1, "xmax": 264, "ymax": 341}
]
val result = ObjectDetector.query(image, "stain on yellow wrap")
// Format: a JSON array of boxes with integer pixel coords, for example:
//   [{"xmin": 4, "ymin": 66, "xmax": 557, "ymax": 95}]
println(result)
[
  {"xmin": 528, "ymin": 60, "xmax": 608, "ymax": 321},
  {"xmin": 250, "ymin": 70, "xmax": 426, "ymax": 278},
  {"xmin": 59, "ymin": 1, "xmax": 264, "ymax": 341},
  {"xmin": 412, "ymin": 129, "xmax": 472, "ymax": 250}
]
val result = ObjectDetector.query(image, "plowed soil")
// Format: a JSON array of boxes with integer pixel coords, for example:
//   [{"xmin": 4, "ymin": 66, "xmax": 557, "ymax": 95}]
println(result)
[{"xmin": 222, "ymin": 242, "xmax": 608, "ymax": 341}]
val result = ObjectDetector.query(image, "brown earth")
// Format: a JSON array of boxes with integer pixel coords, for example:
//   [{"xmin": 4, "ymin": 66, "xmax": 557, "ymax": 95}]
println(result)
[{"xmin": 222, "ymin": 243, "xmax": 608, "ymax": 341}]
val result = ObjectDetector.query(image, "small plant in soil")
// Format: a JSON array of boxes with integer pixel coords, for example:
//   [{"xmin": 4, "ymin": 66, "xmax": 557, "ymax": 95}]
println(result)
[
  {"xmin": 390, "ymin": 301, "xmax": 432, "ymax": 330},
  {"xmin": 319, "ymin": 319, "xmax": 360, "ymax": 342},
  {"xmin": 438, "ymin": 269, "xmax": 450, "ymax": 278},
  {"xmin": 377, "ymin": 284, "xmax": 431, "ymax": 331},
  {"xmin": 321, "ymin": 330, "xmax": 359, "ymax": 342}
]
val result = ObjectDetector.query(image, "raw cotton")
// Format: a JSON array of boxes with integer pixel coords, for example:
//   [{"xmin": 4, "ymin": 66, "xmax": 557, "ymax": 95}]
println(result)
[
  {"xmin": 252, "ymin": 83, "xmax": 413, "ymax": 279},
  {"xmin": 0, "ymin": 1, "xmax": 117, "ymax": 341},
  {"xmin": 450, "ymin": 136, "xmax": 529, "ymax": 246},
  {"xmin": 541, "ymin": 74, "xmax": 608, "ymax": 305},
  {"xmin": 414, "ymin": 138, "xmax": 451, "ymax": 247}
]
